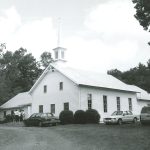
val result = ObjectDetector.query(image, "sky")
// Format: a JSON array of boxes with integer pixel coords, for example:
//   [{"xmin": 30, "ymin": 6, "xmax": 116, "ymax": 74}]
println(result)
[{"xmin": 0, "ymin": 0, "xmax": 150, "ymax": 73}]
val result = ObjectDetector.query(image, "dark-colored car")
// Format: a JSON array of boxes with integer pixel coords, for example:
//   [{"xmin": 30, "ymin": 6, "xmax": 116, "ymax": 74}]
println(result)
[
  {"xmin": 140, "ymin": 106, "xmax": 150, "ymax": 125},
  {"xmin": 23, "ymin": 113, "xmax": 60, "ymax": 127}
]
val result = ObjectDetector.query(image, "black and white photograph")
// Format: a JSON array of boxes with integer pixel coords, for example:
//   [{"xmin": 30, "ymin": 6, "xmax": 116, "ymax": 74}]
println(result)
[{"xmin": 0, "ymin": 0, "xmax": 150, "ymax": 150}]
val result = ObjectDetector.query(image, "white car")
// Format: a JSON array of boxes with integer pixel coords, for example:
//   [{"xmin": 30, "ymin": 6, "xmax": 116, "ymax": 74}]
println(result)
[{"xmin": 103, "ymin": 111, "xmax": 139, "ymax": 125}]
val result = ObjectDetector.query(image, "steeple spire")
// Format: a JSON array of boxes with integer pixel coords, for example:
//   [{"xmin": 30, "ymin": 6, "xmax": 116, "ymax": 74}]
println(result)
[
  {"xmin": 57, "ymin": 17, "xmax": 61, "ymax": 47},
  {"xmin": 53, "ymin": 18, "xmax": 67, "ymax": 62}
]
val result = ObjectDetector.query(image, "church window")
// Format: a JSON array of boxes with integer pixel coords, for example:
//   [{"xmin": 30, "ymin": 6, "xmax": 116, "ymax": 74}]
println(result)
[
  {"xmin": 87, "ymin": 94, "xmax": 92, "ymax": 109},
  {"xmin": 39, "ymin": 105, "xmax": 43, "ymax": 113},
  {"xmin": 55, "ymin": 51, "xmax": 58, "ymax": 59},
  {"xmin": 61, "ymin": 51, "xmax": 64, "ymax": 59},
  {"xmin": 128, "ymin": 98, "xmax": 132, "ymax": 111},
  {"xmin": 103, "ymin": 95, "xmax": 107, "ymax": 113},
  {"xmin": 117, "ymin": 97, "xmax": 121, "ymax": 111},
  {"xmin": 64, "ymin": 102, "xmax": 69, "ymax": 111},
  {"xmin": 51, "ymin": 104, "xmax": 55, "ymax": 114},
  {"xmin": 59, "ymin": 82, "xmax": 63, "ymax": 90},
  {"xmin": 44, "ymin": 85, "xmax": 47, "ymax": 93}
]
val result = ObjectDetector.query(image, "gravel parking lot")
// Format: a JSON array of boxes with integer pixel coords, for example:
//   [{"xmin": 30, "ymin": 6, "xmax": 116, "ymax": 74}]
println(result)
[{"xmin": 0, "ymin": 123, "xmax": 150, "ymax": 150}]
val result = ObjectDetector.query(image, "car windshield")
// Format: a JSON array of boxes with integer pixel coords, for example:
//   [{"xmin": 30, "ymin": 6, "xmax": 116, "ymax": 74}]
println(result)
[
  {"xmin": 40, "ymin": 113, "xmax": 53, "ymax": 118},
  {"xmin": 111, "ymin": 111, "xmax": 123, "ymax": 116},
  {"xmin": 41, "ymin": 113, "xmax": 47, "ymax": 118},
  {"xmin": 127, "ymin": 111, "xmax": 133, "ymax": 115},
  {"xmin": 141, "ymin": 107, "xmax": 150, "ymax": 113},
  {"xmin": 30, "ymin": 113, "xmax": 37, "ymax": 118},
  {"xmin": 35, "ymin": 114, "xmax": 42, "ymax": 117}
]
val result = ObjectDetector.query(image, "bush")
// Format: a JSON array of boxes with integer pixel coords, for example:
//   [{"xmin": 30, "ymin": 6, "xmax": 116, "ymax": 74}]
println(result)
[
  {"xmin": 5, "ymin": 114, "xmax": 13, "ymax": 122},
  {"xmin": 85, "ymin": 109, "xmax": 100, "ymax": 124},
  {"xmin": 59, "ymin": 110, "xmax": 74, "ymax": 124},
  {"xmin": 74, "ymin": 110, "xmax": 86, "ymax": 124}
]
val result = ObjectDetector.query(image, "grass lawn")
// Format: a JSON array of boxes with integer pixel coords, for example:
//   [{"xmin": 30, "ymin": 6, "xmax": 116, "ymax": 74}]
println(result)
[
  {"xmin": 0, "ymin": 122, "xmax": 149, "ymax": 150},
  {"xmin": 53, "ymin": 123, "xmax": 150, "ymax": 150}
]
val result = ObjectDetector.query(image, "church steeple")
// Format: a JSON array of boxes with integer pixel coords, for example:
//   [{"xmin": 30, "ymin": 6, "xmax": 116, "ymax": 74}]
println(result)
[
  {"xmin": 53, "ymin": 18, "xmax": 67, "ymax": 62},
  {"xmin": 53, "ymin": 46, "xmax": 67, "ymax": 62}
]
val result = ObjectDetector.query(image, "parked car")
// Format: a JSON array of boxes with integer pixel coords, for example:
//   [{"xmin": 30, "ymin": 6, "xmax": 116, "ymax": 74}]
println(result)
[
  {"xmin": 140, "ymin": 106, "xmax": 150, "ymax": 125},
  {"xmin": 23, "ymin": 113, "xmax": 60, "ymax": 127},
  {"xmin": 103, "ymin": 111, "xmax": 139, "ymax": 125}
]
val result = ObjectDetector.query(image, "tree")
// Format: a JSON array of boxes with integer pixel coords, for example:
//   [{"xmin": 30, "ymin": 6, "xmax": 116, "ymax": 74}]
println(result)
[
  {"xmin": 108, "ymin": 61, "xmax": 150, "ymax": 93},
  {"xmin": 0, "ymin": 43, "xmax": 6, "ymax": 58},
  {"xmin": 0, "ymin": 48, "xmax": 42, "ymax": 105},
  {"xmin": 40, "ymin": 51, "xmax": 53, "ymax": 68},
  {"xmin": 132, "ymin": 0, "xmax": 150, "ymax": 31},
  {"xmin": 0, "ymin": 43, "xmax": 6, "ymax": 51},
  {"xmin": 107, "ymin": 69, "xmax": 122, "ymax": 80},
  {"xmin": 132, "ymin": 0, "xmax": 150, "ymax": 44},
  {"xmin": 147, "ymin": 59, "xmax": 150, "ymax": 69}
]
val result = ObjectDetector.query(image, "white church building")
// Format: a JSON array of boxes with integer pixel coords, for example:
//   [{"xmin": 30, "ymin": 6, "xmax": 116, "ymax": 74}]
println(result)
[{"xmin": 0, "ymin": 46, "xmax": 150, "ymax": 120}]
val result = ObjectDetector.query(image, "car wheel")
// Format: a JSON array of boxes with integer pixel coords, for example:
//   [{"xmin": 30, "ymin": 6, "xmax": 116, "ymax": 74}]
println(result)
[
  {"xmin": 133, "ymin": 118, "xmax": 137, "ymax": 124},
  {"xmin": 118, "ymin": 119, "xmax": 122, "ymax": 125},
  {"xmin": 39, "ymin": 122, "xmax": 43, "ymax": 127}
]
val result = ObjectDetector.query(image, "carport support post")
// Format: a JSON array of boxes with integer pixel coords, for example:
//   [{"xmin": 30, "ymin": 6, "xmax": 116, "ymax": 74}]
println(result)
[{"xmin": 27, "ymin": 106, "xmax": 31, "ymax": 118}]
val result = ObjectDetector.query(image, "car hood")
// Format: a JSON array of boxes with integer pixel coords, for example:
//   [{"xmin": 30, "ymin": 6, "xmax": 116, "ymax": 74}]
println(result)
[{"xmin": 104, "ymin": 115, "xmax": 122, "ymax": 119}]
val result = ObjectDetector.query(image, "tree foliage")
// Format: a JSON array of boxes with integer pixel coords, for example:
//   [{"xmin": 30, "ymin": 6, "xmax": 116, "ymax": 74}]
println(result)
[
  {"xmin": 132, "ymin": 0, "xmax": 150, "ymax": 44},
  {"xmin": 0, "ymin": 48, "xmax": 53, "ymax": 105},
  {"xmin": 132, "ymin": 0, "xmax": 150, "ymax": 31},
  {"xmin": 40, "ymin": 51, "xmax": 53, "ymax": 68},
  {"xmin": 0, "ymin": 48, "xmax": 44, "ymax": 105},
  {"xmin": 0, "ymin": 43, "xmax": 6, "ymax": 52},
  {"xmin": 107, "ymin": 60, "xmax": 150, "ymax": 93}
]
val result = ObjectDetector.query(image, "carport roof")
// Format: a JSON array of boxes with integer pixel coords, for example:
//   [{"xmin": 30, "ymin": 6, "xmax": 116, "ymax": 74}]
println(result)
[{"xmin": 0, "ymin": 92, "xmax": 32, "ymax": 109}]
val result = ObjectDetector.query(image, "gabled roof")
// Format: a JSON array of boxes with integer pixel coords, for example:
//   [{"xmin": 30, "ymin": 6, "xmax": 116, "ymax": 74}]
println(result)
[
  {"xmin": 29, "ymin": 61, "xmax": 138, "ymax": 93},
  {"xmin": 52, "ymin": 63, "xmax": 139, "ymax": 92},
  {"xmin": 0, "ymin": 92, "xmax": 32, "ymax": 109}
]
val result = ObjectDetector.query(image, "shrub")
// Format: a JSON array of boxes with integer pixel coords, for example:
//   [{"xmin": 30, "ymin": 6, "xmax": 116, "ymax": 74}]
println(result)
[
  {"xmin": 85, "ymin": 109, "xmax": 100, "ymax": 124},
  {"xmin": 59, "ymin": 110, "xmax": 74, "ymax": 124},
  {"xmin": 74, "ymin": 110, "xmax": 86, "ymax": 124},
  {"xmin": 5, "ymin": 114, "xmax": 13, "ymax": 122}
]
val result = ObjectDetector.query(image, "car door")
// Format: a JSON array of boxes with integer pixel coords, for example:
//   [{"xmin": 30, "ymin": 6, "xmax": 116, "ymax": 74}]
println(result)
[
  {"xmin": 127, "ymin": 111, "xmax": 134, "ymax": 122},
  {"xmin": 27, "ymin": 114, "xmax": 37, "ymax": 126},
  {"xmin": 47, "ymin": 113, "xmax": 53, "ymax": 123},
  {"xmin": 122, "ymin": 111, "xmax": 129, "ymax": 122},
  {"xmin": 34, "ymin": 114, "xmax": 42, "ymax": 126}
]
